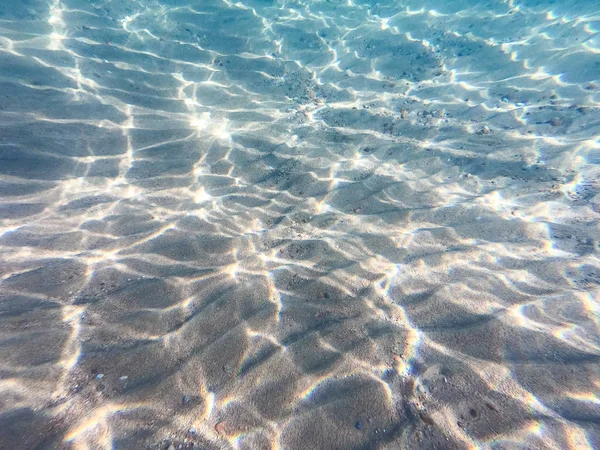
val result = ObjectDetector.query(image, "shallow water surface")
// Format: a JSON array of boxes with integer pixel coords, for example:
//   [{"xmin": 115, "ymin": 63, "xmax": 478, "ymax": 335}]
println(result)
[{"xmin": 1, "ymin": 0, "xmax": 599, "ymax": 449}]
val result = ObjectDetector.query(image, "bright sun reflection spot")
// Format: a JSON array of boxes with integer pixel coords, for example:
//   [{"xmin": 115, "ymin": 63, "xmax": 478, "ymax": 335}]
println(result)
[
  {"xmin": 227, "ymin": 263, "xmax": 239, "ymax": 279},
  {"xmin": 528, "ymin": 421, "xmax": 543, "ymax": 435},
  {"xmin": 48, "ymin": 32, "xmax": 65, "ymax": 50},
  {"xmin": 190, "ymin": 113, "xmax": 211, "ymax": 131},
  {"xmin": 190, "ymin": 112, "xmax": 230, "ymax": 140},
  {"xmin": 193, "ymin": 186, "xmax": 212, "ymax": 203},
  {"xmin": 205, "ymin": 392, "xmax": 215, "ymax": 417}
]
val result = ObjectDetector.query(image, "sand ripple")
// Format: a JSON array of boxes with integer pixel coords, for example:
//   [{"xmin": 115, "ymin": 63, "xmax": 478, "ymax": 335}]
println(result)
[{"xmin": 1, "ymin": 0, "xmax": 599, "ymax": 449}]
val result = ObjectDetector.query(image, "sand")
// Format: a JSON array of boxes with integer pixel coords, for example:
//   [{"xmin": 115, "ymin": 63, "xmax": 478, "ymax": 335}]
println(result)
[{"xmin": 1, "ymin": 0, "xmax": 599, "ymax": 449}]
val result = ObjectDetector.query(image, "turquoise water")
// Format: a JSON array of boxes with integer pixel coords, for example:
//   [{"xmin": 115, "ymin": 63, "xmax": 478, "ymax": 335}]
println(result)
[{"xmin": 0, "ymin": 1, "xmax": 599, "ymax": 449}]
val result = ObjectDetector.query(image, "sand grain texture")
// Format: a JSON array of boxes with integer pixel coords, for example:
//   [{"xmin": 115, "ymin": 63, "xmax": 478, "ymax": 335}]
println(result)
[{"xmin": 1, "ymin": 0, "xmax": 599, "ymax": 449}]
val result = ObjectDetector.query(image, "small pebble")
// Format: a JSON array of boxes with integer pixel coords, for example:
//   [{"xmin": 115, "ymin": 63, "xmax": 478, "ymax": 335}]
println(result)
[
  {"xmin": 167, "ymin": 445, "xmax": 175, "ymax": 450},
  {"xmin": 119, "ymin": 376, "xmax": 128, "ymax": 381},
  {"xmin": 550, "ymin": 117, "xmax": 561, "ymax": 127},
  {"xmin": 480, "ymin": 125, "xmax": 491, "ymax": 135},
  {"xmin": 355, "ymin": 421, "xmax": 362, "ymax": 430},
  {"xmin": 419, "ymin": 412, "xmax": 435, "ymax": 425},
  {"xmin": 215, "ymin": 421, "xmax": 227, "ymax": 435},
  {"xmin": 485, "ymin": 402, "xmax": 499, "ymax": 412},
  {"xmin": 188, "ymin": 427, "xmax": 197, "ymax": 435},
  {"xmin": 96, "ymin": 374, "xmax": 105, "ymax": 380}
]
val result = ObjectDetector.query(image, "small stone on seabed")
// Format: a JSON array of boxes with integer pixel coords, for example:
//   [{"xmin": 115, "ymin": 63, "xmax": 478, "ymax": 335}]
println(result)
[
  {"xmin": 96, "ymin": 374, "xmax": 105, "ymax": 379},
  {"xmin": 215, "ymin": 421, "xmax": 227, "ymax": 435},
  {"xmin": 119, "ymin": 376, "xmax": 128, "ymax": 381},
  {"xmin": 167, "ymin": 444, "xmax": 175, "ymax": 450},
  {"xmin": 419, "ymin": 412, "xmax": 435, "ymax": 425},
  {"xmin": 550, "ymin": 117, "xmax": 561, "ymax": 127},
  {"xmin": 481, "ymin": 126, "xmax": 491, "ymax": 135}
]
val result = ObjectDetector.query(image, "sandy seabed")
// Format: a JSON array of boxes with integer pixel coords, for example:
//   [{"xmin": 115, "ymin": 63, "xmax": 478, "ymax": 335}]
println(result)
[{"xmin": 1, "ymin": 0, "xmax": 599, "ymax": 449}]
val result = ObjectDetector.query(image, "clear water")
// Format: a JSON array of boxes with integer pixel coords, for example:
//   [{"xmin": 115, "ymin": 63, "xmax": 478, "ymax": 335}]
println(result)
[{"xmin": 1, "ymin": 0, "xmax": 599, "ymax": 449}]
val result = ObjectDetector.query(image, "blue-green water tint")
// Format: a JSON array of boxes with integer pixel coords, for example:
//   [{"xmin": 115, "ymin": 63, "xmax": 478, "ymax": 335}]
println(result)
[{"xmin": 0, "ymin": 1, "xmax": 599, "ymax": 449}]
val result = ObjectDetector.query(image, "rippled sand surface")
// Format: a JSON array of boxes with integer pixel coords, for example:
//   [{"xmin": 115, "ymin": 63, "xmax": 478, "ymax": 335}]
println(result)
[{"xmin": 1, "ymin": 0, "xmax": 599, "ymax": 449}]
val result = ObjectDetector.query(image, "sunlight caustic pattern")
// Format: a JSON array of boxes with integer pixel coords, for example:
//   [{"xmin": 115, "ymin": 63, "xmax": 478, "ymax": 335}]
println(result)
[{"xmin": 0, "ymin": 0, "xmax": 599, "ymax": 449}]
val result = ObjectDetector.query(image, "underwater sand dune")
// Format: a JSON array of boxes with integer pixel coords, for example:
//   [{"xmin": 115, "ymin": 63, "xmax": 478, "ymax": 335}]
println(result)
[{"xmin": 1, "ymin": 0, "xmax": 599, "ymax": 449}]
